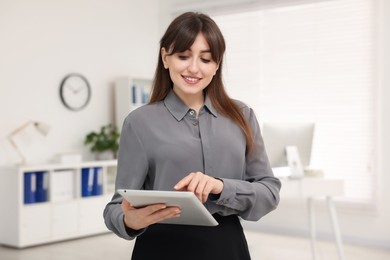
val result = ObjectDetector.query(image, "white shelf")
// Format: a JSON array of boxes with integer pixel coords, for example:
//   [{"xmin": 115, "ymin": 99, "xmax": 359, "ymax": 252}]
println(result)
[
  {"xmin": 0, "ymin": 160, "xmax": 117, "ymax": 248},
  {"xmin": 114, "ymin": 77, "xmax": 152, "ymax": 130}
]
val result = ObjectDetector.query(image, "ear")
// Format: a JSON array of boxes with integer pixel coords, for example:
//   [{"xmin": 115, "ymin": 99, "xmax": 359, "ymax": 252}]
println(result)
[
  {"xmin": 161, "ymin": 47, "xmax": 169, "ymax": 69},
  {"xmin": 214, "ymin": 63, "xmax": 220, "ymax": 75}
]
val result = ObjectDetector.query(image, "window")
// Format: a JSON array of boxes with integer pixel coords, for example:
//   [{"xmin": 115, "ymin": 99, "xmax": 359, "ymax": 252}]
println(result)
[{"xmin": 212, "ymin": 0, "xmax": 377, "ymax": 207}]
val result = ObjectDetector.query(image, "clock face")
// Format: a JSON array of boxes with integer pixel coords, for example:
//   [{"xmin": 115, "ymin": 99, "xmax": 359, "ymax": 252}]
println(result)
[{"xmin": 59, "ymin": 73, "xmax": 91, "ymax": 111}]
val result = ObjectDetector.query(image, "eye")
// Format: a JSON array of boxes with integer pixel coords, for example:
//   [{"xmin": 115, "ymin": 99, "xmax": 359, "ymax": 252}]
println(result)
[
  {"xmin": 201, "ymin": 58, "xmax": 211, "ymax": 63},
  {"xmin": 178, "ymin": 55, "xmax": 189, "ymax": 60}
]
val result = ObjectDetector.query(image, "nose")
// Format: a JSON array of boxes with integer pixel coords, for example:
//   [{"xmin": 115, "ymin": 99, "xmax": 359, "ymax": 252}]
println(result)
[{"xmin": 188, "ymin": 58, "xmax": 199, "ymax": 74}]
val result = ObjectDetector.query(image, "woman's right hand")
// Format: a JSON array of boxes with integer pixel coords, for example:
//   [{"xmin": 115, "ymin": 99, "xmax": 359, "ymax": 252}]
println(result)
[{"xmin": 121, "ymin": 199, "xmax": 181, "ymax": 230}]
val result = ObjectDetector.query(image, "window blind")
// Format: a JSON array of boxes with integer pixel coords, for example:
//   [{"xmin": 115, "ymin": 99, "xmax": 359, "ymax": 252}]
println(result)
[{"xmin": 212, "ymin": 0, "xmax": 377, "ymax": 206}]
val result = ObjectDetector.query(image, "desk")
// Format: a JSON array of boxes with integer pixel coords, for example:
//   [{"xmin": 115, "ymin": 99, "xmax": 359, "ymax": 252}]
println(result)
[{"xmin": 280, "ymin": 178, "xmax": 345, "ymax": 260}]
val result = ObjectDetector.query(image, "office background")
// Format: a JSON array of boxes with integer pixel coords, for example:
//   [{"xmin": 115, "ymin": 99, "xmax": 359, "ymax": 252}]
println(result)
[{"xmin": 0, "ymin": 0, "xmax": 389, "ymax": 252}]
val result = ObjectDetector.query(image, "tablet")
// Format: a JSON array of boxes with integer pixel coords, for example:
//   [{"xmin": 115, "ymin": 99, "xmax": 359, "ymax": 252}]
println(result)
[{"xmin": 117, "ymin": 189, "xmax": 218, "ymax": 226}]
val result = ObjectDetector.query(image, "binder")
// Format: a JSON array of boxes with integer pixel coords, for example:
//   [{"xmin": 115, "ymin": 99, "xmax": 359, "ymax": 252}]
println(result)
[
  {"xmin": 92, "ymin": 167, "xmax": 103, "ymax": 196},
  {"xmin": 24, "ymin": 172, "xmax": 36, "ymax": 204},
  {"xmin": 131, "ymin": 84, "xmax": 147, "ymax": 105},
  {"xmin": 141, "ymin": 88, "xmax": 149, "ymax": 104},
  {"xmin": 131, "ymin": 85, "xmax": 137, "ymax": 104},
  {"xmin": 35, "ymin": 171, "xmax": 48, "ymax": 202},
  {"xmin": 81, "ymin": 168, "xmax": 94, "ymax": 197}
]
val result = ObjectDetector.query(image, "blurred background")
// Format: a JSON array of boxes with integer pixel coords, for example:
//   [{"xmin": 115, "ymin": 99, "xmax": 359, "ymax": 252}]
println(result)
[{"xmin": 0, "ymin": 0, "xmax": 389, "ymax": 259}]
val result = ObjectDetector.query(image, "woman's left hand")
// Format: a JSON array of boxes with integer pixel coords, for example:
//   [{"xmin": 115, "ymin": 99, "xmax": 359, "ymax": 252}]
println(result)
[{"xmin": 174, "ymin": 172, "xmax": 224, "ymax": 203}]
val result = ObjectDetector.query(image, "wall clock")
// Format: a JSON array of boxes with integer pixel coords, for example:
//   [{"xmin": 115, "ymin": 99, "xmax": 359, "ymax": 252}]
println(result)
[{"xmin": 59, "ymin": 73, "xmax": 91, "ymax": 111}]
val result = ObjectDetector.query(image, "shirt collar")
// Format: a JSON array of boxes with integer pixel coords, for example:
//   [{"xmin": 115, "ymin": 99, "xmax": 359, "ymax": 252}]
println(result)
[
  {"xmin": 164, "ymin": 90, "xmax": 218, "ymax": 121},
  {"xmin": 204, "ymin": 93, "xmax": 218, "ymax": 118}
]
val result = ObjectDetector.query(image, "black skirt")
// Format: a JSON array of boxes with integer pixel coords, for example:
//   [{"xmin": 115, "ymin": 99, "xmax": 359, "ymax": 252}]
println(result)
[{"xmin": 131, "ymin": 214, "xmax": 251, "ymax": 260}]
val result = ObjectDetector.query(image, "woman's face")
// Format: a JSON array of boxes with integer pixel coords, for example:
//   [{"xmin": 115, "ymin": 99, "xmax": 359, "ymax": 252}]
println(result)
[{"xmin": 161, "ymin": 33, "xmax": 219, "ymax": 101}]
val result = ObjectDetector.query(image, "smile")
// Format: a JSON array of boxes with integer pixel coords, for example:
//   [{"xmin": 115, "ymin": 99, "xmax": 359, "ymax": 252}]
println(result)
[{"xmin": 182, "ymin": 75, "xmax": 201, "ymax": 84}]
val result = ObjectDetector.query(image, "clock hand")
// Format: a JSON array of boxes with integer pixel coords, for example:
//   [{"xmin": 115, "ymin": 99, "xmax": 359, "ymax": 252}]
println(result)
[
  {"xmin": 74, "ymin": 86, "xmax": 86, "ymax": 94},
  {"xmin": 66, "ymin": 84, "xmax": 78, "ymax": 94}
]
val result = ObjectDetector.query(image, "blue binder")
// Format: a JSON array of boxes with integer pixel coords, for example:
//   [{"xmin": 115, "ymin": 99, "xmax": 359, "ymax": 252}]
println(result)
[
  {"xmin": 35, "ymin": 171, "xmax": 48, "ymax": 202},
  {"xmin": 141, "ymin": 88, "xmax": 147, "ymax": 104},
  {"xmin": 24, "ymin": 172, "xmax": 36, "ymax": 204},
  {"xmin": 81, "ymin": 168, "xmax": 94, "ymax": 197},
  {"xmin": 132, "ymin": 85, "xmax": 137, "ymax": 104},
  {"xmin": 92, "ymin": 167, "xmax": 103, "ymax": 196}
]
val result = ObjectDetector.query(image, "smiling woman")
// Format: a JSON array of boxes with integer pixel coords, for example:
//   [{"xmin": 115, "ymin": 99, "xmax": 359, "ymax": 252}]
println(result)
[{"xmin": 104, "ymin": 12, "xmax": 281, "ymax": 260}]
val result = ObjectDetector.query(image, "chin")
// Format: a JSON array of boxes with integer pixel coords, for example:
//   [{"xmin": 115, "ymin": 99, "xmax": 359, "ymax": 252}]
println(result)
[
  {"xmin": 179, "ymin": 85, "xmax": 204, "ymax": 94},
  {"xmin": 184, "ymin": 89, "xmax": 204, "ymax": 96}
]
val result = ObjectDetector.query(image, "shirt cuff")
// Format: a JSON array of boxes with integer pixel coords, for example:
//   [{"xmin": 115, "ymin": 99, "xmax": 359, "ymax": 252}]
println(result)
[
  {"xmin": 214, "ymin": 178, "xmax": 235, "ymax": 206},
  {"xmin": 120, "ymin": 214, "xmax": 146, "ymax": 239}
]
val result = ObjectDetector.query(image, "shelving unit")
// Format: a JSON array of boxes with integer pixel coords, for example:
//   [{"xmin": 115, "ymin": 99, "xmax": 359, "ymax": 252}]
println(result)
[
  {"xmin": 114, "ymin": 77, "xmax": 152, "ymax": 130},
  {"xmin": 0, "ymin": 160, "xmax": 117, "ymax": 248}
]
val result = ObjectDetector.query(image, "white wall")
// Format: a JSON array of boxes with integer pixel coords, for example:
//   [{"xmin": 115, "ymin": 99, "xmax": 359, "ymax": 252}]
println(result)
[
  {"xmin": 161, "ymin": 0, "xmax": 390, "ymax": 249},
  {"xmin": 0, "ymin": 0, "xmax": 160, "ymax": 162}
]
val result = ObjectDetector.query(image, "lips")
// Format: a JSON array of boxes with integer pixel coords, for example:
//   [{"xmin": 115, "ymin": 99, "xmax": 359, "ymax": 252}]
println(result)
[{"xmin": 182, "ymin": 75, "xmax": 201, "ymax": 84}]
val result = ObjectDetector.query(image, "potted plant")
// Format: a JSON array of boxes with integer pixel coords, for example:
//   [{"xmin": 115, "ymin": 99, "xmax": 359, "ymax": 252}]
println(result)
[{"xmin": 84, "ymin": 124, "xmax": 120, "ymax": 160}]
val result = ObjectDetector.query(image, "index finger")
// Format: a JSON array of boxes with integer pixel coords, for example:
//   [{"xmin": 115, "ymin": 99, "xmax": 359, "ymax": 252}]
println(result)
[{"xmin": 174, "ymin": 174, "xmax": 193, "ymax": 190}]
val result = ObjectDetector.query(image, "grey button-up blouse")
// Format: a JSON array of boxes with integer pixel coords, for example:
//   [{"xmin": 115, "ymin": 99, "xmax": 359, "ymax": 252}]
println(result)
[{"xmin": 104, "ymin": 90, "xmax": 281, "ymax": 240}]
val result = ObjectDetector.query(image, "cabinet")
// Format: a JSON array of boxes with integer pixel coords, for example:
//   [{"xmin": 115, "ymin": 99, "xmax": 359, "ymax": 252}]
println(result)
[
  {"xmin": 0, "ymin": 160, "xmax": 117, "ymax": 248},
  {"xmin": 114, "ymin": 77, "xmax": 152, "ymax": 130}
]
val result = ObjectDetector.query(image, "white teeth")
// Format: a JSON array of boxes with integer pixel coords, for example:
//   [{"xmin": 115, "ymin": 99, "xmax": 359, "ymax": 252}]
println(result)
[{"xmin": 184, "ymin": 76, "xmax": 198, "ymax": 82}]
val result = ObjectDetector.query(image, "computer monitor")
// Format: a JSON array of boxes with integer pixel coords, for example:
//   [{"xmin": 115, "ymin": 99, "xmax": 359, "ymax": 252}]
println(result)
[{"xmin": 261, "ymin": 122, "xmax": 315, "ymax": 178}]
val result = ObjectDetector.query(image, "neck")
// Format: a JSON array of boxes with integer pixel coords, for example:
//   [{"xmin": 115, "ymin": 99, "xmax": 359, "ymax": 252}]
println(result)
[{"xmin": 173, "ymin": 89, "xmax": 205, "ymax": 113}]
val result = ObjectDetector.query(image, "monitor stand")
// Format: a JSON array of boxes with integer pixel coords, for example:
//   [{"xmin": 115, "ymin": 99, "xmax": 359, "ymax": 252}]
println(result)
[{"xmin": 285, "ymin": 146, "xmax": 304, "ymax": 179}]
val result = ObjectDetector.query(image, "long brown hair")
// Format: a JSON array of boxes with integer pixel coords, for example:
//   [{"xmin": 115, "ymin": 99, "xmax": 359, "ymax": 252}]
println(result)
[{"xmin": 149, "ymin": 12, "xmax": 254, "ymax": 153}]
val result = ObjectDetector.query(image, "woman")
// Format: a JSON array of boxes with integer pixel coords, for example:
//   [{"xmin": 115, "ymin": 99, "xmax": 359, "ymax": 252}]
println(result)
[{"xmin": 104, "ymin": 12, "xmax": 281, "ymax": 260}]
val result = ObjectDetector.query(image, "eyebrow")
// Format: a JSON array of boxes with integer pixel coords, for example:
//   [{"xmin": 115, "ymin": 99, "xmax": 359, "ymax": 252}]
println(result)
[{"xmin": 187, "ymin": 48, "xmax": 211, "ymax": 53}]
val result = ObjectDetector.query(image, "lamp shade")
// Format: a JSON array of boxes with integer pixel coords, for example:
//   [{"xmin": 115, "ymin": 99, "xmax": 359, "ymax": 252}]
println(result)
[
  {"xmin": 7, "ymin": 121, "xmax": 51, "ymax": 164},
  {"xmin": 34, "ymin": 122, "xmax": 50, "ymax": 136}
]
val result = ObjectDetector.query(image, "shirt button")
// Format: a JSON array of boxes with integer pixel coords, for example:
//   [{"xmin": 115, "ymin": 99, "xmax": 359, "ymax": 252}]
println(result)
[
  {"xmin": 189, "ymin": 110, "xmax": 195, "ymax": 116},
  {"xmin": 193, "ymin": 122, "xmax": 198, "ymax": 126}
]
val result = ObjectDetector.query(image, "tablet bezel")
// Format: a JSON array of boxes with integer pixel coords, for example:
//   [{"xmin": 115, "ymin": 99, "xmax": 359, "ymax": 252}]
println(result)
[{"xmin": 117, "ymin": 189, "xmax": 218, "ymax": 226}]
